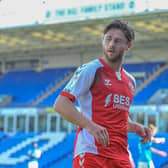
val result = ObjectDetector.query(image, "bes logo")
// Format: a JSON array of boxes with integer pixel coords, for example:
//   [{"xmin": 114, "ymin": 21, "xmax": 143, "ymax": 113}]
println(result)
[{"xmin": 104, "ymin": 93, "xmax": 130, "ymax": 110}]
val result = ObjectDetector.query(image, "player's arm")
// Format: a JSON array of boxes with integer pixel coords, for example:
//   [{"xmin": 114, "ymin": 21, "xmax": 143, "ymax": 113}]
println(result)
[
  {"xmin": 151, "ymin": 147, "xmax": 167, "ymax": 157},
  {"xmin": 127, "ymin": 117, "xmax": 151, "ymax": 143},
  {"xmin": 28, "ymin": 150, "xmax": 32, "ymax": 158},
  {"xmin": 54, "ymin": 95, "xmax": 93, "ymax": 132},
  {"xmin": 54, "ymin": 95, "xmax": 109, "ymax": 146}
]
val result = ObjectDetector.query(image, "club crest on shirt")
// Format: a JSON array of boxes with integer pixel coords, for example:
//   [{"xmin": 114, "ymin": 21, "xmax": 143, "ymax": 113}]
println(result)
[{"xmin": 128, "ymin": 82, "xmax": 135, "ymax": 95}]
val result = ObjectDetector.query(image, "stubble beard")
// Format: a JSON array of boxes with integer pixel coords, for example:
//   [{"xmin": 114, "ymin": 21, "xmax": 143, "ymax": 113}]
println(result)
[{"xmin": 104, "ymin": 50, "xmax": 123, "ymax": 63}]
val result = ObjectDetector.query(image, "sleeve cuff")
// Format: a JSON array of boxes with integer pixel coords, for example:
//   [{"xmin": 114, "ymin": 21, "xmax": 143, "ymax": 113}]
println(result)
[{"xmin": 61, "ymin": 91, "xmax": 76, "ymax": 102}]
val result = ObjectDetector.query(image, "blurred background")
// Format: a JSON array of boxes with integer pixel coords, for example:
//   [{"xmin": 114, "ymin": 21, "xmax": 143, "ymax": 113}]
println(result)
[{"xmin": 0, "ymin": 0, "xmax": 168, "ymax": 167}]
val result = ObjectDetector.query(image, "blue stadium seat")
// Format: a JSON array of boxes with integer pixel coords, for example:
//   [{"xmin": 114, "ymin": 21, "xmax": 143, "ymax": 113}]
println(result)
[{"xmin": 0, "ymin": 67, "xmax": 76, "ymax": 107}]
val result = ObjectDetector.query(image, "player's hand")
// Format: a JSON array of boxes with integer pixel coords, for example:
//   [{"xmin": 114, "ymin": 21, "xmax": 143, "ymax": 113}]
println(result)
[
  {"xmin": 135, "ymin": 124, "xmax": 152, "ymax": 144},
  {"xmin": 86, "ymin": 122, "xmax": 109, "ymax": 147},
  {"xmin": 159, "ymin": 151, "xmax": 167, "ymax": 157}
]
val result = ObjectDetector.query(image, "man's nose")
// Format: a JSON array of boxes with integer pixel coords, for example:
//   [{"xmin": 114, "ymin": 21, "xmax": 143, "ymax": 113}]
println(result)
[{"xmin": 109, "ymin": 40, "xmax": 115, "ymax": 47}]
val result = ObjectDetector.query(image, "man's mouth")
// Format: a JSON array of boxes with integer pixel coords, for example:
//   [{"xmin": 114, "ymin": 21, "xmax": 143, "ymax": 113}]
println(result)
[{"xmin": 108, "ymin": 50, "xmax": 115, "ymax": 54}]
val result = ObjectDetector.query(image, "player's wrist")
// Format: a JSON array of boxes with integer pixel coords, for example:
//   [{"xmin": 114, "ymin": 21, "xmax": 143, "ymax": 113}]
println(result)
[
  {"xmin": 128, "ymin": 120, "xmax": 136, "ymax": 132},
  {"xmin": 85, "ymin": 120, "xmax": 95, "ymax": 133},
  {"xmin": 131, "ymin": 122, "xmax": 141, "ymax": 134},
  {"xmin": 80, "ymin": 114, "xmax": 93, "ymax": 132}
]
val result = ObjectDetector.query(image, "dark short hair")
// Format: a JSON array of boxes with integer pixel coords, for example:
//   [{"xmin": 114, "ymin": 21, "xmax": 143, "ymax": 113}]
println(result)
[
  {"xmin": 104, "ymin": 20, "xmax": 135, "ymax": 42},
  {"xmin": 32, "ymin": 141, "xmax": 37, "ymax": 145}
]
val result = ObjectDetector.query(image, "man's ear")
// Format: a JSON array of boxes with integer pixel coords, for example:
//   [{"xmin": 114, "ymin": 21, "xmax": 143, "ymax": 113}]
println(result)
[{"xmin": 127, "ymin": 42, "xmax": 132, "ymax": 51}]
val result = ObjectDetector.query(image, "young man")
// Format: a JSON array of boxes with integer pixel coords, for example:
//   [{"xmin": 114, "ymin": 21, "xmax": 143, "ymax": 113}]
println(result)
[
  {"xmin": 28, "ymin": 142, "xmax": 41, "ymax": 168},
  {"xmin": 137, "ymin": 124, "xmax": 167, "ymax": 168},
  {"xmin": 54, "ymin": 20, "xmax": 151, "ymax": 168}
]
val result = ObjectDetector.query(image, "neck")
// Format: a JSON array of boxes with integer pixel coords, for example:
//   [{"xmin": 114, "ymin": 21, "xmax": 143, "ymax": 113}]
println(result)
[{"xmin": 102, "ymin": 57, "xmax": 124, "ymax": 71}]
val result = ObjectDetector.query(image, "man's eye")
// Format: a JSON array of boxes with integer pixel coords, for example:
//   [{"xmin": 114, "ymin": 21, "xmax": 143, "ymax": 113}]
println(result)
[
  {"xmin": 106, "ymin": 38, "xmax": 111, "ymax": 41},
  {"xmin": 115, "ymin": 39, "xmax": 121, "ymax": 43}
]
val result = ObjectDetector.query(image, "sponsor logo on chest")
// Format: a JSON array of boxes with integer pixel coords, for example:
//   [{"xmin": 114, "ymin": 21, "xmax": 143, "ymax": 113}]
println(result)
[{"xmin": 104, "ymin": 93, "xmax": 131, "ymax": 111}]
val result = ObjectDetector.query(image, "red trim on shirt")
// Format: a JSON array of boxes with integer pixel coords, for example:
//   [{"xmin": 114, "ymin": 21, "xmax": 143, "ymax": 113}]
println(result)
[
  {"xmin": 61, "ymin": 91, "xmax": 76, "ymax": 102},
  {"xmin": 99, "ymin": 57, "xmax": 124, "ymax": 76},
  {"xmin": 73, "ymin": 126, "xmax": 82, "ymax": 157},
  {"xmin": 99, "ymin": 58, "xmax": 114, "ymax": 74}
]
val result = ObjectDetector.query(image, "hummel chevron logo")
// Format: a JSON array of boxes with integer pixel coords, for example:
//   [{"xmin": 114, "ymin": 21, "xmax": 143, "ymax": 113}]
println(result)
[{"xmin": 104, "ymin": 79, "xmax": 112, "ymax": 86}]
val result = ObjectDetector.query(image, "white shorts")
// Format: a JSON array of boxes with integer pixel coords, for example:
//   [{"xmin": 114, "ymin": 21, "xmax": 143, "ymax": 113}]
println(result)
[{"xmin": 28, "ymin": 161, "xmax": 38, "ymax": 168}]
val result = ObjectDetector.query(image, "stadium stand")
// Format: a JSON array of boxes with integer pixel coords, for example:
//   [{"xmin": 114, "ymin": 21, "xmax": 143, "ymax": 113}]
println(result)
[
  {"xmin": 0, "ymin": 132, "xmax": 66, "ymax": 167},
  {"xmin": 0, "ymin": 61, "xmax": 165, "ymax": 107},
  {"xmin": 0, "ymin": 132, "xmax": 75, "ymax": 168},
  {"xmin": 37, "ymin": 82, "xmax": 67, "ymax": 107},
  {"xmin": 123, "ymin": 61, "xmax": 165, "ymax": 87},
  {"xmin": 0, "ymin": 67, "xmax": 75, "ymax": 107},
  {"xmin": 0, "ymin": 132, "xmax": 168, "ymax": 168},
  {"xmin": 134, "ymin": 67, "xmax": 168, "ymax": 104},
  {"xmin": 0, "ymin": 7, "xmax": 168, "ymax": 168}
]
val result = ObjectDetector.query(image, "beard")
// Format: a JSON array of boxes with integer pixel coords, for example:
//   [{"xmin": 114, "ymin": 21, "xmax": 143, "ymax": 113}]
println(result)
[{"xmin": 103, "ymin": 49, "xmax": 124, "ymax": 63}]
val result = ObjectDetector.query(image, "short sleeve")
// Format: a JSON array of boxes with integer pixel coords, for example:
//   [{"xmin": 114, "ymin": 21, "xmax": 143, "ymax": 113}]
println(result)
[{"xmin": 61, "ymin": 62, "xmax": 98, "ymax": 102}]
